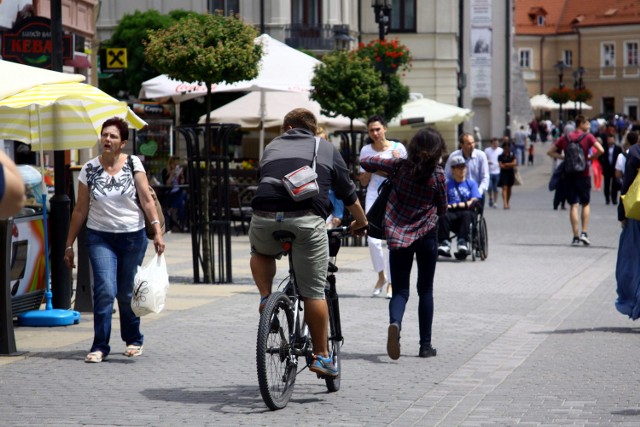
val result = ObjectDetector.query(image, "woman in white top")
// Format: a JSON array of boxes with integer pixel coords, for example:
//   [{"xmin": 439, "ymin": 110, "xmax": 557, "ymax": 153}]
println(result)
[
  {"xmin": 359, "ymin": 115, "xmax": 407, "ymax": 298},
  {"xmin": 63, "ymin": 117, "xmax": 165, "ymax": 363}
]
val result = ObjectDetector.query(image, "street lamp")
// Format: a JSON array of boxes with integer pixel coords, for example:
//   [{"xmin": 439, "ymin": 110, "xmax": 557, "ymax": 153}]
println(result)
[
  {"xmin": 554, "ymin": 60, "xmax": 568, "ymax": 127},
  {"xmin": 572, "ymin": 66, "xmax": 586, "ymax": 114},
  {"xmin": 372, "ymin": 0, "xmax": 392, "ymax": 41}
]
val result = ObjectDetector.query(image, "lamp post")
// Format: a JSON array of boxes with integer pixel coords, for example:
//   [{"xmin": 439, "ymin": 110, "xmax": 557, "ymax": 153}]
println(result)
[
  {"xmin": 572, "ymin": 66, "xmax": 586, "ymax": 114},
  {"xmin": 554, "ymin": 60, "xmax": 567, "ymax": 128},
  {"xmin": 372, "ymin": 0, "xmax": 392, "ymax": 41}
]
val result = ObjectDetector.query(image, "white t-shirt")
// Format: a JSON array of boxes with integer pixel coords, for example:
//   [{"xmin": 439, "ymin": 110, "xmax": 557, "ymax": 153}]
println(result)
[
  {"xmin": 79, "ymin": 155, "xmax": 146, "ymax": 233},
  {"xmin": 615, "ymin": 151, "xmax": 627, "ymax": 175},
  {"xmin": 359, "ymin": 141, "xmax": 407, "ymax": 211},
  {"xmin": 484, "ymin": 146, "xmax": 503, "ymax": 175}
]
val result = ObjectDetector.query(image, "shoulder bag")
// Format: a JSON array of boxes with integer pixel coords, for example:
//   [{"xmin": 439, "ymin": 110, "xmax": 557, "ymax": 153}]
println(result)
[
  {"xmin": 622, "ymin": 169, "xmax": 640, "ymax": 220},
  {"xmin": 366, "ymin": 169, "xmax": 396, "ymax": 240},
  {"xmin": 128, "ymin": 155, "xmax": 165, "ymax": 239}
]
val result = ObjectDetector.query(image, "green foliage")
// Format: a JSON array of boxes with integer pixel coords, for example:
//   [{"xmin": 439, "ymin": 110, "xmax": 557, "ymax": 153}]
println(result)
[
  {"xmin": 144, "ymin": 13, "xmax": 261, "ymax": 86},
  {"xmin": 382, "ymin": 73, "xmax": 410, "ymax": 121},
  {"xmin": 310, "ymin": 51, "xmax": 387, "ymax": 121},
  {"xmin": 99, "ymin": 10, "xmax": 200, "ymax": 98}
]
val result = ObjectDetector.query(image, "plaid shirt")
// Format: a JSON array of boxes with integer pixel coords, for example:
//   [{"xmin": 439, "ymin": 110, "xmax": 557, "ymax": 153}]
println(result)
[{"xmin": 361, "ymin": 156, "xmax": 447, "ymax": 249}]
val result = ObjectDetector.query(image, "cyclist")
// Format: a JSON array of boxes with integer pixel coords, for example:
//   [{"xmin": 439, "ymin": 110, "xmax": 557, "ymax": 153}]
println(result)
[{"xmin": 249, "ymin": 108, "xmax": 368, "ymax": 377}]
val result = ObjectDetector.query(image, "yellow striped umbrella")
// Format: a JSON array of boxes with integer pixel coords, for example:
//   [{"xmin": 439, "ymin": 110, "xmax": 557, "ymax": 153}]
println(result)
[{"xmin": 0, "ymin": 82, "xmax": 146, "ymax": 150}]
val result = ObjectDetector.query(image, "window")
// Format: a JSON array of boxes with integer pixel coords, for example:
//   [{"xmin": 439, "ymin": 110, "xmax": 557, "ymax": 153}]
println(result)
[
  {"xmin": 390, "ymin": 0, "xmax": 416, "ymax": 32},
  {"xmin": 625, "ymin": 41, "xmax": 638, "ymax": 66},
  {"xmin": 602, "ymin": 42, "xmax": 615, "ymax": 67},
  {"xmin": 292, "ymin": 0, "xmax": 321, "ymax": 25},
  {"xmin": 563, "ymin": 50, "xmax": 573, "ymax": 67},
  {"xmin": 519, "ymin": 49, "xmax": 532, "ymax": 69},
  {"xmin": 210, "ymin": 0, "xmax": 239, "ymax": 15},
  {"xmin": 537, "ymin": 15, "xmax": 545, "ymax": 26}
]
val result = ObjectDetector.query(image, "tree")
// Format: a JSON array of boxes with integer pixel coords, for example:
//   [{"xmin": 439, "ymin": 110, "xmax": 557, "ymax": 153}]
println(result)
[
  {"xmin": 99, "ymin": 10, "xmax": 201, "ymax": 98},
  {"xmin": 310, "ymin": 50, "xmax": 387, "ymax": 173},
  {"xmin": 145, "ymin": 13, "xmax": 262, "ymax": 282}
]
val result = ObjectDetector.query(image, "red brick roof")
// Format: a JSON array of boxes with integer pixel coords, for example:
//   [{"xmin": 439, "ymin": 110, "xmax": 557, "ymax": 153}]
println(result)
[{"xmin": 515, "ymin": 0, "xmax": 640, "ymax": 35}]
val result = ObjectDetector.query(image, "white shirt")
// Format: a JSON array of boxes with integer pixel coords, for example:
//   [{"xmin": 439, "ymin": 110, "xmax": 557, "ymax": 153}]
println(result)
[
  {"xmin": 484, "ymin": 146, "xmax": 504, "ymax": 175},
  {"xmin": 79, "ymin": 155, "xmax": 146, "ymax": 233},
  {"xmin": 615, "ymin": 151, "xmax": 627, "ymax": 176},
  {"xmin": 359, "ymin": 141, "xmax": 407, "ymax": 211}
]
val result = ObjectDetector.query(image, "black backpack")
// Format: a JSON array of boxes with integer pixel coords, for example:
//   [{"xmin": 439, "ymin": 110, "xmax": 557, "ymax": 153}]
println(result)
[{"xmin": 564, "ymin": 133, "xmax": 588, "ymax": 173}]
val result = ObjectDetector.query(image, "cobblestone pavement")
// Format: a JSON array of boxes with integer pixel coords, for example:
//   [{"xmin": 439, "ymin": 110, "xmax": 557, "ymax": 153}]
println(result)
[{"xmin": 2, "ymin": 148, "xmax": 638, "ymax": 426}]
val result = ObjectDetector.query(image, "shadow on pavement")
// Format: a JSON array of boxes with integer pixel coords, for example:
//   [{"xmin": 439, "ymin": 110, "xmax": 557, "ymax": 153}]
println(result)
[{"xmin": 533, "ymin": 326, "xmax": 640, "ymax": 335}]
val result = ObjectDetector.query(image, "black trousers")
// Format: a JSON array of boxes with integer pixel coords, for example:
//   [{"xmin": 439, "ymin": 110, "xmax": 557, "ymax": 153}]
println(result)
[
  {"xmin": 603, "ymin": 173, "xmax": 620, "ymax": 204},
  {"xmin": 438, "ymin": 210, "xmax": 474, "ymax": 243}
]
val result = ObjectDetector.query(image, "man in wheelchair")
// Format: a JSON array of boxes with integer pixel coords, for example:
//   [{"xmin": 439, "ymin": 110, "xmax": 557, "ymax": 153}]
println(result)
[{"xmin": 438, "ymin": 155, "xmax": 481, "ymax": 259}]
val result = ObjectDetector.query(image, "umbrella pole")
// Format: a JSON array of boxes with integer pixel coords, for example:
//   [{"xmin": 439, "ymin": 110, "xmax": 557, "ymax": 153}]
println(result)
[{"xmin": 259, "ymin": 90, "xmax": 266, "ymax": 159}]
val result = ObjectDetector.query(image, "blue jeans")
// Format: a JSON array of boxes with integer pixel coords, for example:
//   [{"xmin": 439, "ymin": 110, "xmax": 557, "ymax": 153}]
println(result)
[
  {"xmin": 516, "ymin": 145, "xmax": 526, "ymax": 165},
  {"xmin": 388, "ymin": 232, "xmax": 438, "ymax": 347},
  {"xmin": 86, "ymin": 228, "xmax": 148, "ymax": 356}
]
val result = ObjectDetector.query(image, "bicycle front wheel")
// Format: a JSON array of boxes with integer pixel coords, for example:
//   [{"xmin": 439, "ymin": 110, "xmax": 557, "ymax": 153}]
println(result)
[{"xmin": 256, "ymin": 292, "xmax": 297, "ymax": 410}]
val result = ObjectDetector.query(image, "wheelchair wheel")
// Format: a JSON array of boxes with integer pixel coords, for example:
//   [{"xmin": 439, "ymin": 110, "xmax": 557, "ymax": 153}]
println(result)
[
  {"xmin": 469, "ymin": 217, "xmax": 476, "ymax": 262},
  {"xmin": 479, "ymin": 216, "xmax": 488, "ymax": 260}
]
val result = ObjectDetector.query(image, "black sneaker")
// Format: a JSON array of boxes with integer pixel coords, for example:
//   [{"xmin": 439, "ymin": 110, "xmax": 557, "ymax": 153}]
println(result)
[
  {"xmin": 419, "ymin": 344, "xmax": 437, "ymax": 358},
  {"xmin": 571, "ymin": 237, "xmax": 580, "ymax": 246},
  {"xmin": 579, "ymin": 232, "xmax": 591, "ymax": 246}
]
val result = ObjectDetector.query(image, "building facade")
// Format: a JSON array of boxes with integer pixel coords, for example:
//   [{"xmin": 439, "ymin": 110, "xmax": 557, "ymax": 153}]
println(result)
[{"xmin": 515, "ymin": 0, "xmax": 640, "ymax": 121}]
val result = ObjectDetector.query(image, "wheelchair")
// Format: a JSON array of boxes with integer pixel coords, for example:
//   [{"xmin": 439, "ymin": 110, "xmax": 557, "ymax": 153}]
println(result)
[{"xmin": 442, "ymin": 200, "xmax": 488, "ymax": 262}]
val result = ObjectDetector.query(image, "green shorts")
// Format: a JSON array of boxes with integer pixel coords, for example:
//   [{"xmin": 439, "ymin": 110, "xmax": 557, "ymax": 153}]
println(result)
[{"xmin": 249, "ymin": 214, "xmax": 328, "ymax": 300}]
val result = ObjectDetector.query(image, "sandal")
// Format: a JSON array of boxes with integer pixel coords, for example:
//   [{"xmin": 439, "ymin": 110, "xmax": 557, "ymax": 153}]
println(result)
[
  {"xmin": 258, "ymin": 295, "xmax": 269, "ymax": 314},
  {"xmin": 124, "ymin": 345, "xmax": 143, "ymax": 357},
  {"xmin": 85, "ymin": 351, "xmax": 105, "ymax": 363}
]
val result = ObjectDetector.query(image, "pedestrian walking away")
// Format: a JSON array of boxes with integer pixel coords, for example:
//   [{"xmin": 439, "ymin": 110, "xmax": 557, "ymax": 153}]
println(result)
[
  {"xmin": 547, "ymin": 115, "xmax": 604, "ymax": 246},
  {"xmin": 249, "ymin": 107, "xmax": 368, "ymax": 377},
  {"xmin": 63, "ymin": 117, "xmax": 166, "ymax": 363},
  {"xmin": 359, "ymin": 115, "xmax": 407, "ymax": 298},
  {"xmin": 361, "ymin": 127, "xmax": 447, "ymax": 360},
  {"xmin": 514, "ymin": 125, "xmax": 529, "ymax": 166}
]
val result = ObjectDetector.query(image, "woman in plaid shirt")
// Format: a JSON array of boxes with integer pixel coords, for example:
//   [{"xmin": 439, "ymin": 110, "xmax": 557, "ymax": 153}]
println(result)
[{"xmin": 361, "ymin": 127, "xmax": 448, "ymax": 360}]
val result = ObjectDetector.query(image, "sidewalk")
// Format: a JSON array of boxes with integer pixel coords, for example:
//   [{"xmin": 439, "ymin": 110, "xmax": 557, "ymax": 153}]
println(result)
[{"xmin": 2, "ymin": 148, "xmax": 638, "ymax": 425}]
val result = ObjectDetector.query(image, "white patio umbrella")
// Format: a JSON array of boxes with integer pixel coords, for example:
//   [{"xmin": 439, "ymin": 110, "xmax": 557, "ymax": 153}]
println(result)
[
  {"xmin": 562, "ymin": 100, "xmax": 593, "ymax": 110},
  {"xmin": 198, "ymin": 91, "xmax": 365, "ymax": 133},
  {"xmin": 530, "ymin": 94, "xmax": 560, "ymax": 111},
  {"xmin": 140, "ymin": 34, "xmax": 321, "ymax": 156},
  {"xmin": 0, "ymin": 59, "xmax": 85, "ymax": 99},
  {"xmin": 387, "ymin": 97, "xmax": 474, "ymax": 128}
]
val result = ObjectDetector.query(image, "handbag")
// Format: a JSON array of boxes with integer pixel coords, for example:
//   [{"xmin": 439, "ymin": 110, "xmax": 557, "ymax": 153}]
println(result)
[
  {"xmin": 128, "ymin": 155, "xmax": 166, "ymax": 239},
  {"xmin": 621, "ymin": 169, "xmax": 640, "ymax": 220},
  {"xmin": 131, "ymin": 254, "xmax": 170, "ymax": 317},
  {"xmin": 366, "ymin": 170, "xmax": 396, "ymax": 240},
  {"xmin": 514, "ymin": 168, "xmax": 523, "ymax": 186}
]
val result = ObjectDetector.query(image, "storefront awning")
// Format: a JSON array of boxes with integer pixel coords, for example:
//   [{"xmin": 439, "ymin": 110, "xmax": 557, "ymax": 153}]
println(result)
[{"xmin": 64, "ymin": 55, "xmax": 91, "ymax": 69}]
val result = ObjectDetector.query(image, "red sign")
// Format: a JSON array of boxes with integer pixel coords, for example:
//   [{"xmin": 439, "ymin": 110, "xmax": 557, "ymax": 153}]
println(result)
[{"xmin": 2, "ymin": 17, "xmax": 72, "ymax": 68}]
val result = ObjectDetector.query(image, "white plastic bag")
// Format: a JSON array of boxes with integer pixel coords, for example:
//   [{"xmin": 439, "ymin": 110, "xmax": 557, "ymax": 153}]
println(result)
[{"xmin": 131, "ymin": 254, "xmax": 170, "ymax": 317}]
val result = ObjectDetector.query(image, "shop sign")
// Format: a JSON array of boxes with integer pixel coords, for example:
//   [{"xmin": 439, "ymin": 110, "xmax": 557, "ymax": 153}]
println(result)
[{"xmin": 1, "ymin": 16, "xmax": 72, "ymax": 68}]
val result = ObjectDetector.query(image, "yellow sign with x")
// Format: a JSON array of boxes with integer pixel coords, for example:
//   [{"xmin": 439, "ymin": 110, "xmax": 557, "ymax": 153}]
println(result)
[{"xmin": 106, "ymin": 48, "xmax": 127, "ymax": 69}]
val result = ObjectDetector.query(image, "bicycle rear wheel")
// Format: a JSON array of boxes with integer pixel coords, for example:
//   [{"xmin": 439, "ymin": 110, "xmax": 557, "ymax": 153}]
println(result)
[{"xmin": 256, "ymin": 292, "xmax": 297, "ymax": 410}]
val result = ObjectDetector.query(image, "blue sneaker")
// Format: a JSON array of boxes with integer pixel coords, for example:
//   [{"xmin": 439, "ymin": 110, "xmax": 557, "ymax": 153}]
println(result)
[{"xmin": 309, "ymin": 354, "xmax": 338, "ymax": 377}]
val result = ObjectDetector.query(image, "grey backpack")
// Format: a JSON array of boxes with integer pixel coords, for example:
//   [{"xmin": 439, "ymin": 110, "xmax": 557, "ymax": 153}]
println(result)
[{"xmin": 564, "ymin": 133, "xmax": 588, "ymax": 173}]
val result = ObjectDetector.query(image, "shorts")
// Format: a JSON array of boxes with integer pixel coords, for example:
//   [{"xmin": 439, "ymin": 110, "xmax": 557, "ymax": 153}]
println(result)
[
  {"xmin": 249, "ymin": 214, "xmax": 328, "ymax": 299},
  {"xmin": 565, "ymin": 175, "xmax": 591, "ymax": 205}
]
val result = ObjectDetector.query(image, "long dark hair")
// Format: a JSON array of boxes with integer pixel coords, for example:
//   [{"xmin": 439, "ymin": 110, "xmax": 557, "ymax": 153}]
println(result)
[{"xmin": 403, "ymin": 127, "xmax": 445, "ymax": 184}]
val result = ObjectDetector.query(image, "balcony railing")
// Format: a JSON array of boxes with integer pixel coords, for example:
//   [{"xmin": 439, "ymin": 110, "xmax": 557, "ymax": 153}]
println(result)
[{"xmin": 284, "ymin": 24, "xmax": 352, "ymax": 52}]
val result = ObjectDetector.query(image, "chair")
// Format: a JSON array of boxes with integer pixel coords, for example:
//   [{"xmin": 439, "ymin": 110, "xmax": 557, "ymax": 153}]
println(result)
[{"xmin": 229, "ymin": 186, "xmax": 254, "ymax": 235}]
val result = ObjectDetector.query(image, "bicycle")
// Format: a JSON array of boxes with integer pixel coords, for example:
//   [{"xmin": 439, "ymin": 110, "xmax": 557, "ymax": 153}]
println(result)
[{"xmin": 256, "ymin": 226, "xmax": 349, "ymax": 411}]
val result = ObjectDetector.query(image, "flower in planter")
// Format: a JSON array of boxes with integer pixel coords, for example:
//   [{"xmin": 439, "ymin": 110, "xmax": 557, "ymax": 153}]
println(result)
[
  {"xmin": 547, "ymin": 86, "xmax": 571, "ymax": 104},
  {"xmin": 356, "ymin": 38, "xmax": 412, "ymax": 75},
  {"xmin": 571, "ymin": 88, "xmax": 593, "ymax": 103}
]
